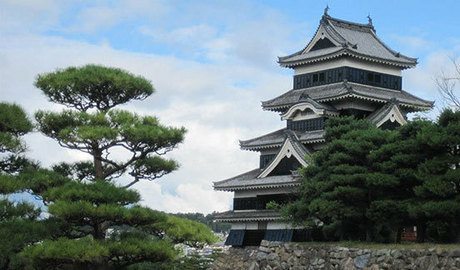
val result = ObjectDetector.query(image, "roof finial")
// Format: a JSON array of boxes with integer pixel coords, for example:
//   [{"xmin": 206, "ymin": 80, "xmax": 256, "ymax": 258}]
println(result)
[
  {"xmin": 367, "ymin": 13, "xmax": 373, "ymax": 26},
  {"xmin": 324, "ymin": 5, "xmax": 329, "ymax": 16}
]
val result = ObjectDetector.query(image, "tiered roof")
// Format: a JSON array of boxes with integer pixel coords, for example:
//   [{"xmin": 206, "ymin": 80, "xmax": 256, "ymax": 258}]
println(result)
[
  {"xmin": 278, "ymin": 13, "xmax": 417, "ymax": 69},
  {"xmin": 240, "ymin": 129, "xmax": 324, "ymax": 151},
  {"xmin": 262, "ymin": 81, "xmax": 433, "ymax": 112},
  {"xmin": 213, "ymin": 168, "xmax": 300, "ymax": 191}
]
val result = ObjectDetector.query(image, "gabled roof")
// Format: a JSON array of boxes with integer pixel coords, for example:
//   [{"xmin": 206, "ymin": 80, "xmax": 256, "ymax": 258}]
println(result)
[
  {"xmin": 261, "ymin": 81, "xmax": 434, "ymax": 112},
  {"xmin": 240, "ymin": 129, "xmax": 324, "ymax": 151},
  {"xmin": 280, "ymin": 96, "xmax": 338, "ymax": 120},
  {"xmin": 278, "ymin": 14, "xmax": 417, "ymax": 69},
  {"xmin": 257, "ymin": 132, "xmax": 309, "ymax": 178},
  {"xmin": 367, "ymin": 101, "xmax": 407, "ymax": 127},
  {"xmin": 213, "ymin": 168, "xmax": 300, "ymax": 191}
]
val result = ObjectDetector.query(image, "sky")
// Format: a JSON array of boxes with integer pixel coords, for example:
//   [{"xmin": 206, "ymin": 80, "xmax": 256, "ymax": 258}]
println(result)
[{"xmin": 1, "ymin": 0, "xmax": 459, "ymax": 214}]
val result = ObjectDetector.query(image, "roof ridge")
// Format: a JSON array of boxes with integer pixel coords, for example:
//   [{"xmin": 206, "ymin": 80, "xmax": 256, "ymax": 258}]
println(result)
[{"xmin": 324, "ymin": 14, "xmax": 374, "ymax": 31}]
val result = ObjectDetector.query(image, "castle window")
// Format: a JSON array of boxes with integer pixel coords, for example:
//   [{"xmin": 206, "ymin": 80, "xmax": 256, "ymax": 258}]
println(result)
[
  {"xmin": 292, "ymin": 67, "xmax": 401, "ymax": 90},
  {"xmin": 319, "ymin": 73, "xmax": 325, "ymax": 82},
  {"xmin": 367, "ymin": 73, "xmax": 374, "ymax": 82}
]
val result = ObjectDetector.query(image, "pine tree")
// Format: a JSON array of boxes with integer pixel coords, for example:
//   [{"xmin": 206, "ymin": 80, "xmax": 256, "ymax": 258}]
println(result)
[
  {"xmin": 410, "ymin": 109, "xmax": 460, "ymax": 242},
  {"xmin": 286, "ymin": 116, "xmax": 392, "ymax": 241},
  {"xmin": 0, "ymin": 103, "xmax": 66, "ymax": 269},
  {"xmin": 16, "ymin": 65, "xmax": 216, "ymax": 269},
  {"xmin": 367, "ymin": 119, "xmax": 433, "ymax": 242},
  {"xmin": 34, "ymin": 64, "xmax": 186, "ymax": 186}
]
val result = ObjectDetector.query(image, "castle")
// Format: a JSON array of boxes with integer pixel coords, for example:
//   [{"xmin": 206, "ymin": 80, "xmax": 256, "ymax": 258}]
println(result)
[{"xmin": 213, "ymin": 9, "xmax": 433, "ymax": 246}]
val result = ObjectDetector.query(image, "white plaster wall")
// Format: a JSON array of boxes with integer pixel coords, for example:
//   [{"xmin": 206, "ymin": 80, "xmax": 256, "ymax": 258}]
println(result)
[
  {"xmin": 230, "ymin": 223, "xmax": 258, "ymax": 230},
  {"xmin": 267, "ymin": 222, "xmax": 292, "ymax": 230},
  {"xmin": 294, "ymin": 58, "xmax": 401, "ymax": 76}
]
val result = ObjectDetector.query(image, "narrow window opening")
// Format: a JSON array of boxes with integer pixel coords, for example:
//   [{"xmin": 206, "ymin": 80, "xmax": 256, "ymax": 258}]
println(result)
[
  {"xmin": 367, "ymin": 73, "xmax": 374, "ymax": 82},
  {"xmin": 319, "ymin": 73, "xmax": 325, "ymax": 82},
  {"xmin": 313, "ymin": 74, "xmax": 318, "ymax": 82}
]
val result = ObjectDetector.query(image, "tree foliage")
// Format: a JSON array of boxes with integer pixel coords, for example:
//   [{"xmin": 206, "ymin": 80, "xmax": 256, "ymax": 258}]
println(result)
[
  {"xmin": 35, "ymin": 64, "xmax": 154, "ymax": 112},
  {"xmin": 1, "ymin": 65, "xmax": 217, "ymax": 269},
  {"xmin": 285, "ymin": 111, "xmax": 460, "ymax": 243},
  {"xmin": 0, "ymin": 102, "xmax": 58, "ymax": 269},
  {"xmin": 0, "ymin": 65, "xmax": 217, "ymax": 269},
  {"xmin": 409, "ymin": 109, "xmax": 460, "ymax": 242}
]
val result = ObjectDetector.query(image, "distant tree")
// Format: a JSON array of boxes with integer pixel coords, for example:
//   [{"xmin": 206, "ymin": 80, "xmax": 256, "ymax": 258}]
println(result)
[
  {"xmin": 173, "ymin": 212, "xmax": 231, "ymax": 233},
  {"xmin": 17, "ymin": 65, "xmax": 215, "ymax": 269},
  {"xmin": 436, "ymin": 57, "xmax": 460, "ymax": 109}
]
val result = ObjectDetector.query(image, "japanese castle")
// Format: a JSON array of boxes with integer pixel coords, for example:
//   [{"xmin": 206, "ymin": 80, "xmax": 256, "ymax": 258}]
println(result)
[{"xmin": 213, "ymin": 10, "xmax": 433, "ymax": 246}]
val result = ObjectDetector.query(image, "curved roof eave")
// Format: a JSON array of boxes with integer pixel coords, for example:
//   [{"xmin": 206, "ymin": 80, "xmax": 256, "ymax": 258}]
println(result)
[{"xmin": 279, "ymin": 51, "xmax": 416, "ymax": 69}]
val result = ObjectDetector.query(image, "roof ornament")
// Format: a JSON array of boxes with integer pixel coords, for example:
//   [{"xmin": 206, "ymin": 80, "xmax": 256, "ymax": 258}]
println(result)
[
  {"xmin": 323, "ymin": 5, "xmax": 329, "ymax": 17},
  {"xmin": 367, "ymin": 14, "xmax": 373, "ymax": 26}
]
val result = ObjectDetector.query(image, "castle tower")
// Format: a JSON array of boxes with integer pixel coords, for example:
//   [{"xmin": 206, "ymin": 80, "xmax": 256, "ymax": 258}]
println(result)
[{"xmin": 213, "ymin": 10, "xmax": 433, "ymax": 246}]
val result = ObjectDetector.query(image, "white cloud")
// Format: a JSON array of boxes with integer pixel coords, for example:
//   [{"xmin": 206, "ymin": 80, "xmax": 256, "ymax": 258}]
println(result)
[
  {"xmin": 0, "ymin": 32, "xmax": 285, "ymax": 213},
  {"xmin": 405, "ymin": 50, "xmax": 460, "ymax": 115},
  {"xmin": 65, "ymin": 0, "xmax": 170, "ymax": 33},
  {"xmin": 0, "ymin": 0, "xmax": 62, "ymax": 34}
]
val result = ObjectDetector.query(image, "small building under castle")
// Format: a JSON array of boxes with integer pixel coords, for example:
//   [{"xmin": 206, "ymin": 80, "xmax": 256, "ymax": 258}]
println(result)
[{"xmin": 213, "ymin": 10, "xmax": 433, "ymax": 246}]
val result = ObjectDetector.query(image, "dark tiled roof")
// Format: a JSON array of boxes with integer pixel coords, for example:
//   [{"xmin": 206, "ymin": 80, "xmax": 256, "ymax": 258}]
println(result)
[
  {"xmin": 279, "ymin": 15, "xmax": 417, "ymax": 68},
  {"xmin": 214, "ymin": 210, "xmax": 282, "ymax": 222},
  {"xmin": 240, "ymin": 129, "xmax": 325, "ymax": 151},
  {"xmin": 261, "ymin": 82, "xmax": 433, "ymax": 112},
  {"xmin": 213, "ymin": 168, "xmax": 300, "ymax": 191},
  {"xmin": 240, "ymin": 129, "xmax": 286, "ymax": 150}
]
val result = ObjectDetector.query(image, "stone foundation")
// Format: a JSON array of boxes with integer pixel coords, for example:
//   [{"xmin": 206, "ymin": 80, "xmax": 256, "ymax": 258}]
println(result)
[{"xmin": 211, "ymin": 240, "xmax": 460, "ymax": 270}]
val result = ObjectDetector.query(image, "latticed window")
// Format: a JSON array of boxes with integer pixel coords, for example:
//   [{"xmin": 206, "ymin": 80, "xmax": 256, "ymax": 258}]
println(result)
[
  {"xmin": 293, "ymin": 66, "xmax": 402, "ymax": 90},
  {"xmin": 287, "ymin": 117, "xmax": 325, "ymax": 131}
]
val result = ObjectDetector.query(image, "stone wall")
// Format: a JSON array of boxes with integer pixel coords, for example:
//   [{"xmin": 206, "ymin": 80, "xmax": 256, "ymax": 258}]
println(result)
[{"xmin": 211, "ymin": 240, "xmax": 460, "ymax": 270}]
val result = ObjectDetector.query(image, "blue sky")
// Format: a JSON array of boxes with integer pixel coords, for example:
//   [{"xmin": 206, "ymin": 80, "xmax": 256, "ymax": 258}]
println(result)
[{"xmin": 1, "ymin": 0, "xmax": 459, "ymax": 213}]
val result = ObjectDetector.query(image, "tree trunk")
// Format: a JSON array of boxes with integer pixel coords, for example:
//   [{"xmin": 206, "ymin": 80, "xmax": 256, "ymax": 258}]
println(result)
[
  {"xmin": 395, "ymin": 226, "xmax": 402, "ymax": 243},
  {"xmin": 93, "ymin": 223, "xmax": 105, "ymax": 240},
  {"xmin": 92, "ymin": 144, "xmax": 104, "ymax": 180},
  {"xmin": 416, "ymin": 222, "xmax": 426, "ymax": 243}
]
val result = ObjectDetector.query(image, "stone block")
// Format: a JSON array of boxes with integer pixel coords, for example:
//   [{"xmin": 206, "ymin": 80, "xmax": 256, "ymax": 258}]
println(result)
[
  {"xmin": 267, "ymin": 252, "xmax": 280, "ymax": 261},
  {"xmin": 343, "ymin": 257, "xmax": 356, "ymax": 270},
  {"xmin": 249, "ymin": 261, "xmax": 260, "ymax": 270},
  {"xmin": 354, "ymin": 253, "xmax": 370, "ymax": 269},
  {"xmin": 260, "ymin": 240, "xmax": 270, "ymax": 247},
  {"xmin": 259, "ymin": 246, "xmax": 271, "ymax": 253},
  {"xmin": 256, "ymin": 251, "xmax": 268, "ymax": 261}
]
